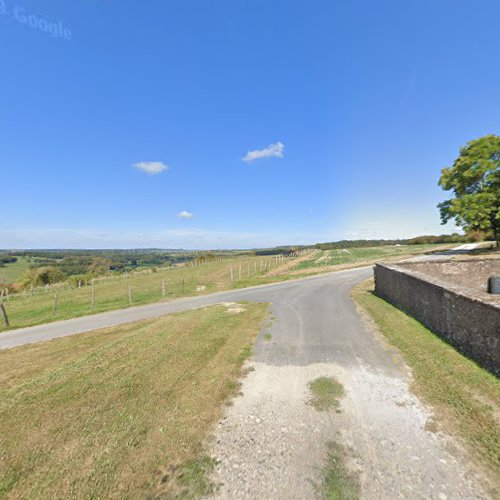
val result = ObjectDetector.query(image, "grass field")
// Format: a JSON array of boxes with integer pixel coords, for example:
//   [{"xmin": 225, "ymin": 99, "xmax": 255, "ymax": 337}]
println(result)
[
  {"xmin": 294, "ymin": 244, "xmax": 445, "ymax": 270},
  {"xmin": 352, "ymin": 280, "xmax": 500, "ymax": 487},
  {"xmin": 0, "ymin": 302, "xmax": 269, "ymax": 498},
  {"xmin": 0, "ymin": 257, "xmax": 31, "ymax": 284},
  {"xmin": 0, "ymin": 244, "xmax": 450, "ymax": 332}
]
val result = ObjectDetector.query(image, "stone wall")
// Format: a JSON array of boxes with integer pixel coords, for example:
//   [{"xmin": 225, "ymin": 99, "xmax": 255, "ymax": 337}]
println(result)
[{"xmin": 374, "ymin": 261, "xmax": 500, "ymax": 376}]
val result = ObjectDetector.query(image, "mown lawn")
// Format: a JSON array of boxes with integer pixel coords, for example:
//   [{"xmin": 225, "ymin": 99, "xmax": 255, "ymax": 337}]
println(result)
[
  {"xmin": 0, "ymin": 302, "xmax": 269, "ymax": 498},
  {"xmin": 352, "ymin": 280, "xmax": 500, "ymax": 487}
]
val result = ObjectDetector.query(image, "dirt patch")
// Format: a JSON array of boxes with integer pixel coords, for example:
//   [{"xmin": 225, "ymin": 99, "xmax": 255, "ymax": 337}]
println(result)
[{"xmin": 221, "ymin": 302, "xmax": 246, "ymax": 314}]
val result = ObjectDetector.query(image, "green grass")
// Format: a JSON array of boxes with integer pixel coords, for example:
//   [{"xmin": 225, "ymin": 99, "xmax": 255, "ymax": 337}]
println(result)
[
  {"xmin": 352, "ymin": 280, "xmax": 500, "ymax": 481},
  {"xmin": 308, "ymin": 376, "xmax": 345, "ymax": 412},
  {"xmin": 0, "ymin": 257, "xmax": 31, "ymax": 284},
  {"xmin": 317, "ymin": 442, "xmax": 360, "ymax": 500},
  {"xmin": 0, "ymin": 302, "xmax": 269, "ymax": 498},
  {"xmin": 263, "ymin": 333, "xmax": 272, "ymax": 341}
]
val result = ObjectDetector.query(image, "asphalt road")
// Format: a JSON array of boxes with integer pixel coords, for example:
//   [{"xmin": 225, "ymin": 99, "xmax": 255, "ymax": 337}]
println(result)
[{"xmin": 0, "ymin": 266, "xmax": 373, "ymax": 350}]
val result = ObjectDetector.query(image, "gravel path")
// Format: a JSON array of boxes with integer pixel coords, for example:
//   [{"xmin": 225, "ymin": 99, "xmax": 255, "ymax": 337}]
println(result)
[{"xmin": 207, "ymin": 270, "xmax": 492, "ymax": 499}]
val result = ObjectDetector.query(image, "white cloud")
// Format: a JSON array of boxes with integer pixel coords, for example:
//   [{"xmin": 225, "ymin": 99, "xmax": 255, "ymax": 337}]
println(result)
[
  {"xmin": 133, "ymin": 161, "xmax": 169, "ymax": 175},
  {"xmin": 177, "ymin": 211, "xmax": 193, "ymax": 219},
  {"xmin": 242, "ymin": 142, "xmax": 284, "ymax": 162}
]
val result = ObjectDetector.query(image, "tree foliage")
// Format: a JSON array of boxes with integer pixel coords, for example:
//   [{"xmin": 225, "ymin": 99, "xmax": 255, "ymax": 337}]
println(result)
[
  {"xmin": 20, "ymin": 266, "xmax": 66, "ymax": 288},
  {"xmin": 438, "ymin": 135, "xmax": 500, "ymax": 245}
]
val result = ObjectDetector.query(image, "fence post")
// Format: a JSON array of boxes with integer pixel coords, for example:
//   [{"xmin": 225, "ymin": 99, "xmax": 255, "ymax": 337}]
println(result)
[
  {"xmin": 91, "ymin": 285, "xmax": 95, "ymax": 311},
  {"xmin": 52, "ymin": 294, "xmax": 58, "ymax": 316},
  {"xmin": 128, "ymin": 286, "xmax": 132, "ymax": 305},
  {"xmin": 5, "ymin": 288, "xmax": 9, "ymax": 303},
  {"xmin": 238, "ymin": 264, "xmax": 242, "ymax": 279},
  {"xmin": 161, "ymin": 279, "xmax": 166, "ymax": 297},
  {"xmin": 230, "ymin": 267, "xmax": 234, "ymax": 283},
  {"xmin": 182, "ymin": 278, "xmax": 185, "ymax": 294},
  {"xmin": 0, "ymin": 303, "xmax": 9, "ymax": 327}
]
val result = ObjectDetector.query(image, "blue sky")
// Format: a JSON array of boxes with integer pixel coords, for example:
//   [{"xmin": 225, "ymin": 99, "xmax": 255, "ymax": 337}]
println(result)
[{"xmin": 1, "ymin": 0, "xmax": 499, "ymax": 249}]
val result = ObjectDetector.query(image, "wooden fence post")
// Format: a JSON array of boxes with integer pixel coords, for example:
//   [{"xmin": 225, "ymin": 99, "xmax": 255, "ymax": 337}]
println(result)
[
  {"xmin": 91, "ymin": 285, "xmax": 95, "ymax": 311},
  {"xmin": 0, "ymin": 303, "xmax": 9, "ymax": 327},
  {"xmin": 161, "ymin": 279, "xmax": 166, "ymax": 297},
  {"xmin": 182, "ymin": 279, "xmax": 185, "ymax": 294},
  {"xmin": 128, "ymin": 286, "xmax": 132, "ymax": 305},
  {"xmin": 230, "ymin": 267, "xmax": 234, "ymax": 283},
  {"xmin": 52, "ymin": 294, "xmax": 58, "ymax": 316}
]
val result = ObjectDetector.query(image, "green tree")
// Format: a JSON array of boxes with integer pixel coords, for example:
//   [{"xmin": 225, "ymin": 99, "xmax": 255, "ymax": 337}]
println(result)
[
  {"xmin": 20, "ymin": 266, "xmax": 66, "ymax": 288},
  {"xmin": 438, "ymin": 135, "xmax": 500, "ymax": 246},
  {"xmin": 88, "ymin": 257, "xmax": 113, "ymax": 275}
]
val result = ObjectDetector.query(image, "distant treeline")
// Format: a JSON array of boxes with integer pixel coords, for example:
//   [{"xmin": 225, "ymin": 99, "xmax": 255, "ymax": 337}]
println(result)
[
  {"xmin": 0, "ymin": 255, "xmax": 18, "ymax": 267},
  {"xmin": 256, "ymin": 233, "xmax": 479, "ymax": 254},
  {"xmin": 10, "ymin": 249, "xmax": 200, "ymax": 276},
  {"xmin": 0, "ymin": 232, "xmax": 485, "ymax": 286},
  {"xmin": 313, "ymin": 233, "xmax": 472, "ymax": 250},
  {"xmin": 0, "ymin": 249, "xmax": 246, "ymax": 286}
]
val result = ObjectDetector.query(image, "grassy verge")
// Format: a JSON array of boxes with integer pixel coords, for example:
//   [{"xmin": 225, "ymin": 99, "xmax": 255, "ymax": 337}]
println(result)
[
  {"xmin": 0, "ymin": 302, "xmax": 269, "ymax": 498},
  {"xmin": 352, "ymin": 280, "xmax": 500, "ymax": 482}
]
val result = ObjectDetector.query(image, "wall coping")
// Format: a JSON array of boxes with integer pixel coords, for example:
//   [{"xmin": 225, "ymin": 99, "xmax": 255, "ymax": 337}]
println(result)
[{"xmin": 375, "ymin": 261, "xmax": 500, "ymax": 310}]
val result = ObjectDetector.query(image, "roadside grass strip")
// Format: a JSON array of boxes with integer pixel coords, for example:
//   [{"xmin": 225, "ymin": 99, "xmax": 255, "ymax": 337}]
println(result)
[
  {"xmin": 0, "ymin": 302, "xmax": 269, "ymax": 498},
  {"xmin": 352, "ymin": 280, "xmax": 500, "ymax": 484}
]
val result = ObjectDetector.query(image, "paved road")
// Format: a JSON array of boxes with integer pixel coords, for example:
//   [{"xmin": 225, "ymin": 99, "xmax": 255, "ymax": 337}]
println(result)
[{"xmin": 0, "ymin": 267, "xmax": 373, "ymax": 350}]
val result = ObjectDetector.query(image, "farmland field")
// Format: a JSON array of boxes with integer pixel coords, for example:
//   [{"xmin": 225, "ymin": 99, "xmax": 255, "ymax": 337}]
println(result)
[
  {"xmin": 0, "ymin": 302, "xmax": 269, "ymax": 498},
  {"xmin": 294, "ymin": 244, "xmax": 445, "ymax": 270}
]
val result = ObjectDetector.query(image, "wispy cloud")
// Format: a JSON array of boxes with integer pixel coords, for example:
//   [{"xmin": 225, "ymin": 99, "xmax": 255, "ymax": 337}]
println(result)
[
  {"xmin": 177, "ymin": 210, "xmax": 193, "ymax": 219},
  {"xmin": 133, "ymin": 161, "xmax": 169, "ymax": 175},
  {"xmin": 242, "ymin": 142, "xmax": 284, "ymax": 162}
]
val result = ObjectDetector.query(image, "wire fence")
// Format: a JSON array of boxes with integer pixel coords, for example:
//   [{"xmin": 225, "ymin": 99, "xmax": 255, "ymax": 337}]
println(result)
[{"xmin": 0, "ymin": 252, "xmax": 312, "ymax": 330}]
